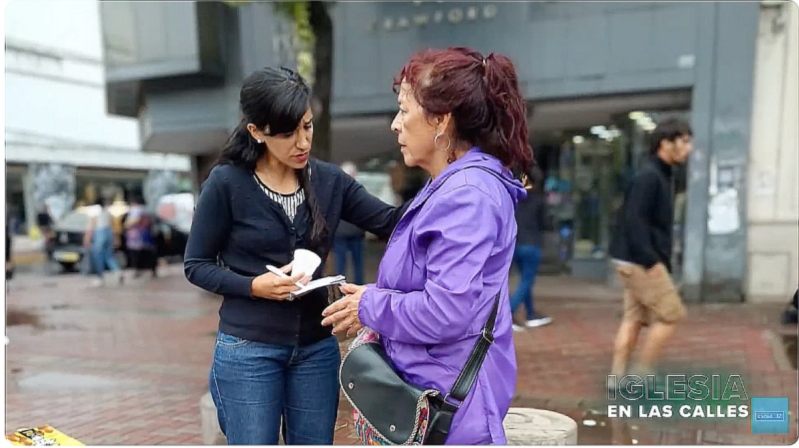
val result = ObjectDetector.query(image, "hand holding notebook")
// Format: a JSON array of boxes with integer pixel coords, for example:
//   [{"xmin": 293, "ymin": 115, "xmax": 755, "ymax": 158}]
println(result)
[{"xmin": 267, "ymin": 249, "xmax": 346, "ymax": 300}]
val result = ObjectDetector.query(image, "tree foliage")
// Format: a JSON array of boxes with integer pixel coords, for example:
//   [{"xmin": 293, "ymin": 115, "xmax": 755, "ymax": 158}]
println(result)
[
  {"xmin": 223, "ymin": 1, "xmax": 316, "ymax": 82},
  {"xmin": 223, "ymin": 1, "xmax": 334, "ymax": 160}
]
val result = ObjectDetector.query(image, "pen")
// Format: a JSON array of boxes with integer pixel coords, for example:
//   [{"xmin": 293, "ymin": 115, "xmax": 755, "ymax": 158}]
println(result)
[{"xmin": 266, "ymin": 265, "xmax": 307, "ymax": 290}]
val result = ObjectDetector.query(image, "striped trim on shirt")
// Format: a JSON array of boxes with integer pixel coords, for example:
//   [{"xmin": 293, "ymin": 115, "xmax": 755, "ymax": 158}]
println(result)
[{"xmin": 253, "ymin": 174, "xmax": 305, "ymax": 222}]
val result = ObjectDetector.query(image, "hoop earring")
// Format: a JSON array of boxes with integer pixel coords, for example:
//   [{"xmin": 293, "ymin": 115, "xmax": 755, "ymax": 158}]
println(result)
[{"xmin": 434, "ymin": 132, "xmax": 451, "ymax": 152}]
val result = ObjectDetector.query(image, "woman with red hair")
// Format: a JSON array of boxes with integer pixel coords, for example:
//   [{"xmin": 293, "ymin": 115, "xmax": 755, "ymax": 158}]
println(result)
[{"xmin": 324, "ymin": 47, "xmax": 532, "ymax": 445}]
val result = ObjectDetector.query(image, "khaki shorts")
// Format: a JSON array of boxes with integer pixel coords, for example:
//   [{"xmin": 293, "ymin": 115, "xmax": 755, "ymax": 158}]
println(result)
[{"xmin": 614, "ymin": 263, "xmax": 687, "ymax": 325}]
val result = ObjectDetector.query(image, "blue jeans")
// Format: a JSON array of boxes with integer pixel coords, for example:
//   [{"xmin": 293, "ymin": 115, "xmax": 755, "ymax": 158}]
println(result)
[
  {"xmin": 209, "ymin": 332, "xmax": 341, "ymax": 445},
  {"xmin": 91, "ymin": 227, "xmax": 119, "ymax": 277},
  {"xmin": 333, "ymin": 237, "xmax": 364, "ymax": 285},
  {"xmin": 509, "ymin": 245, "xmax": 542, "ymax": 320}
]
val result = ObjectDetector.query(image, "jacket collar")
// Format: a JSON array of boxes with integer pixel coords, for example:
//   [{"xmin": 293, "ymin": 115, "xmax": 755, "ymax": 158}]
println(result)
[
  {"xmin": 405, "ymin": 148, "xmax": 505, "ymax": 214},
  {"xmin": 650, "ymin": 153, "xmax": 674, "ymax": 178}
]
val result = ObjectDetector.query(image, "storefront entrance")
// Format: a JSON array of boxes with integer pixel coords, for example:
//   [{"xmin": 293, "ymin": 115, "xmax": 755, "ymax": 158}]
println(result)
[{"xmin": 531, "ymin": 106, "xmax": 691, "ymax": 282}]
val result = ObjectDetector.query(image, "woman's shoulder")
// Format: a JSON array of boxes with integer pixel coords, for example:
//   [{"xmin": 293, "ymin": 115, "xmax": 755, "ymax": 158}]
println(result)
[
  {"xmin": 309, "ymin": 158, "xmax": 346, "ymax": 181},
  {"xmin": 438, "ymin": 168, "xmax": 505, "ymax": 198},
  {"xmin": 205, "ymin": 163, "xmax": 250, "ymax": 187}
]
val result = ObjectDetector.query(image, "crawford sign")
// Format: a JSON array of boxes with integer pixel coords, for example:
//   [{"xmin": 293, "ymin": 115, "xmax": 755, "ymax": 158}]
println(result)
[{"xmin": 369, "ymin": 3, "xmax": 498, "ymax": 32}]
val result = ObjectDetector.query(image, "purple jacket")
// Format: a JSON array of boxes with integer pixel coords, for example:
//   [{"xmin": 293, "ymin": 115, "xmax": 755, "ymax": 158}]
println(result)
[{"xmin": 358, "ymin": 148, "xmax": 526, "ymax": 445}]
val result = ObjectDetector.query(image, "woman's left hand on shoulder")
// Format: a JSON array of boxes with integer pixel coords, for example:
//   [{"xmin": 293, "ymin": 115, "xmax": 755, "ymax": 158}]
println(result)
[{"xmin": 322, "ymin": 283, "xmax": 366, "ymax": 338}]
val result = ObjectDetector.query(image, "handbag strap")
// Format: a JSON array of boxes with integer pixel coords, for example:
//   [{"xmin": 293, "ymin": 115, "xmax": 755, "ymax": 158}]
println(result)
[{"xmin": 443, "ymin": 291, "xmax": 501, "ymax": 408}]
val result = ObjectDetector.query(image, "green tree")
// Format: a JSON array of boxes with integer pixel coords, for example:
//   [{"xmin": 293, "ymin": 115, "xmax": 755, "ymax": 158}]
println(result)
[{"xmin": 225, "ymin": 1, "xmax": 334, "ymax": 161}]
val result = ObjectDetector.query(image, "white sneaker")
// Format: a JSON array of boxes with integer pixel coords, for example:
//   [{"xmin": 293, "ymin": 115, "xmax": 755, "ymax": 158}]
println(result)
[
  {"xmin": 512, "ymin": 324, "xmax": 526, "ymax": 332},
  {"xmin": 89, "ymin": 278, "xmax": 104, "ymax": 288},
  {"xmin": 525, "ymin": 315, "xmax": 553, "ymax": 328},
  {"xmin": 100, "ymin": 271, "xmax": 123, "ymax": 286}
]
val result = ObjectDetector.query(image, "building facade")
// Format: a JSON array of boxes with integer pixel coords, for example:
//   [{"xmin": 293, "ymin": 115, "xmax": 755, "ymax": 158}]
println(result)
[
  {"xmin": 746, "ymin": 2, "xmax": 799, "ymax": 302},
  {"xmin": 4, "ymin": 0, "xmax": 192, "ymax": 235},
  {"xmin": 99, "ymin": 1, "xmax": 793, "ymax": 303}
]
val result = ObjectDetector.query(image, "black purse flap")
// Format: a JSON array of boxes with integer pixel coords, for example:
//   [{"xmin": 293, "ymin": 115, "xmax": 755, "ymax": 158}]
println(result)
[{"xmin": 340, "ymin": 341, "xmax": 438, "ymax": 444}]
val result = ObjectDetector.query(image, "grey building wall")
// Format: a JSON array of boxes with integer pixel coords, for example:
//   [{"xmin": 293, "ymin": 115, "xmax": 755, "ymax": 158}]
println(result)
[
  {"xmin": 101, "ymin": 1, "xmax": 760, "ymax": 302},
  {"xmin": 683, "ymin": 2, "xmax": 760, "ymax": 303},
  {"xmin": 330, "ymin": 2, "xmax": 760, "ymax": 302},
  {"xmin": 329, "ymin": 2, "xmax": 700, "ymax": 115}
]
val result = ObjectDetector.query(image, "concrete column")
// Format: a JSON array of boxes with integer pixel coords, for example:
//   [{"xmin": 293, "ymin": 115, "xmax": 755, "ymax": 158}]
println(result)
[
  {"xmin": 22, "ymin": 168, "xmax": 36, "ymax": 235},
  {"xmin": 683, "ymin": 2, "xmax": 760, "ymax": 303}
]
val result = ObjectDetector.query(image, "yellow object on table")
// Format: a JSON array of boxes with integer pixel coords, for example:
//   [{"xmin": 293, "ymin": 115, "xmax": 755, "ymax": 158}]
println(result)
[{"xmin": 6, "ymin": 426, "xmax": 84, "ymax": 446}]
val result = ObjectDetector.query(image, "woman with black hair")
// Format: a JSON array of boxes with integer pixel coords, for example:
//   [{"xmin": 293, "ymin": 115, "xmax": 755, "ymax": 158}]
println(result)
[{"xmin": 183, "ymin": 66, "xmax": 407, "ymax": 445}]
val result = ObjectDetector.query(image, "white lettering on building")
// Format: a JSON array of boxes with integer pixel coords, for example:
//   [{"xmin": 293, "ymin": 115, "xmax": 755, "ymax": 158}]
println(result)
[{"xmin": 369, "ymin": 4, "xmax": 498, "ymax": 32}]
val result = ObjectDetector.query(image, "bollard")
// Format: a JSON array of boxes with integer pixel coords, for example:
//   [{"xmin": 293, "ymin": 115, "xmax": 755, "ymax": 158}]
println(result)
[
  {"xmin": 199, "ymin": 392, "xmax": 285, "ymax": 445},
  {"xmin": 503, "ymin": 408, "xmax": 578, "ymax": 445}
]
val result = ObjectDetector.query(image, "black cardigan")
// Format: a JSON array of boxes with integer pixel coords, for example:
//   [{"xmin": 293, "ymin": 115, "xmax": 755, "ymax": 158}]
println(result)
[
  {"xmin": 609, "ymin": 155, "xmax": 675, "ymax": 271},
  {"xmin": 184, "ymin": 160, "xmax": 407, "ymax": 346}
]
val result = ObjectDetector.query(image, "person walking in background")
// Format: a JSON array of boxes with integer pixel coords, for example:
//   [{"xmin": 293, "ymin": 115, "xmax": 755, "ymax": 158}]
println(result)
[
  {"xmin": 781, "ymin": 287, "xmax": 798, "ymax": 325},
  {"xmin": 509, "ymin": 165, "xmax": 551, "ymax": 331},
  {"xmin": 140, "ymin": 209, "xmax": 159, "ymax": 278},
  {"xmin": 37, "ymin": 205, "xmax": 53, "ymax": 257},
  {"xmin": 607, "ymin": 118, "xmax": 693, "ymax": 388},
  {"xmin": 333, "ymin": 162, "xmax": 366, "ymax": 285},
  {"xmin": 6, "ymin": 217, "xmax": 13, "ymax": 281},
  {"xmin": 125, "ymin": 195, "xmax": 158, "ymax": 279},
  {"xmin": 124, "ymin": 195, "xmax": 146, "ymax": 279},
  {"xmin": 84, "ymin": 196, "xmax": 122, "ymax": 288}
]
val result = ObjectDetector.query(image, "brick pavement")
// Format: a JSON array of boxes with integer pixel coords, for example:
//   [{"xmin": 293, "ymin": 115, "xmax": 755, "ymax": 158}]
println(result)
[{"xmin": 5, "ymin": 267, "xmax": 798, "ymax": 445}]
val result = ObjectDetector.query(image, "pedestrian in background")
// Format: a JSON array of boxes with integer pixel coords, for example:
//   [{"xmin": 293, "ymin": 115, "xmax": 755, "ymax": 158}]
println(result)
[
  {"xmin": 607, "ymin": 117, "xmax": 693, "ymax": 388},
  {"xmin": 84, "ymin": 196, "xmax": 122, "ymax": 287},
  {"xmin": 37, "ymin": 205, "xmax": 53, "ymax": 257},
  {"xmin": 333, "ymin": 162, "xmax": 366, "ymax": 285},
  {"xmin": 124, "ymin": 195, "xmax": 145, "ymax": 278},
  {"xmin": 509, "ymin": 165, "xmax": 551, "ymax": 330},
  {"xmin": 6, "ymin": 218, "xmax": 13, "ymax": 281},
  {"xmin": 125, "ymin": 195, "xmax": 158, "ymax": 280}
]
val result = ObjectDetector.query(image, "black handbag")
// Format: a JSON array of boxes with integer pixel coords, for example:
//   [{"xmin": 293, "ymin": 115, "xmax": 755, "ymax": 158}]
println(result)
[{"xmin": 339, "ymin": 292, "xmax": 500, "ymax": 445}]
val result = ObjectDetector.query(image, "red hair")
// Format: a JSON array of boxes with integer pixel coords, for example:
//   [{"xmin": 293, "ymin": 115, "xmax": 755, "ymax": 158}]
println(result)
[{"xmin": 393, "ymin": 47, "xmax": 533, "ymax": 172}]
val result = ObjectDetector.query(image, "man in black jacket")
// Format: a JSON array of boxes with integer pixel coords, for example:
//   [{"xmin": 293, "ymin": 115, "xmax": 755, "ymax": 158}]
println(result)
[{"xmin": 607, "ymin": 118, "xmax": 693, "ymax": 386}]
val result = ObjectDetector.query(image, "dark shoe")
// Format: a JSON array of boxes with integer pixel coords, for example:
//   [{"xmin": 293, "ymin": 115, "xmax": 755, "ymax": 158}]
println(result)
[{"xmin": 781, "ymin": 308, "xmax": 798, "ymax": 325}]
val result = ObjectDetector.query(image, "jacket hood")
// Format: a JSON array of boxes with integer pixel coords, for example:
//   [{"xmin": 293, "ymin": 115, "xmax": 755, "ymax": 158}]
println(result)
[{"xmin": 438, "ymin": 147, "xmax": 528, "ymax": 206}]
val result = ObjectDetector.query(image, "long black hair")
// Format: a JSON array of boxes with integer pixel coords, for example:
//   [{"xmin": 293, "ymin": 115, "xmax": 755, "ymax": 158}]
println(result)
[{"xmin": 216, "ymin": 67, "xmax": 328, "ymax": 250}]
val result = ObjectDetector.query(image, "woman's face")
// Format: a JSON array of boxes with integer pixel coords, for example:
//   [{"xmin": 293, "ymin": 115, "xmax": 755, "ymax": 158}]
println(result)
[
  {"xmin": 390, "ymin": 82, "xmax": 439, "ymax": 169},
  {"xmin": 249, "ymin": 108, "xmax": 314, "ymax": 170}
]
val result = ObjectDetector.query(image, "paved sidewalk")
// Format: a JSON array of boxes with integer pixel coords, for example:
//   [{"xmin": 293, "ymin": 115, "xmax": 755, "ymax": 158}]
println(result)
[{"xmin": 5, "ymin": 267, "xmax": 797, "ymax": 445}]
